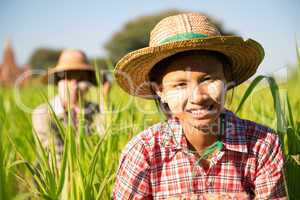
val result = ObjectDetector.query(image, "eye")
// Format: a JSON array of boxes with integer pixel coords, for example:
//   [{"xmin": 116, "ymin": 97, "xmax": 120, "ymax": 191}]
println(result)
[
  {"xmin": 202, "ymin": 76, "xmax": 212, "ymax": 82},
  {"xmin": 174, "ymin": 82, "xmax": 187, "ymax": 89}
]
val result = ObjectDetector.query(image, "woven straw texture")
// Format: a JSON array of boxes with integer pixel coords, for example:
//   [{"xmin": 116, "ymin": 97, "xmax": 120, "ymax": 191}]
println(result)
[
  {"xmin": 44, "ymin": 49, "xmax": 96, "ymax": 84},
  {"xmin": 114, "ymin": 13, "xmax": 264, "ymax": 99}
]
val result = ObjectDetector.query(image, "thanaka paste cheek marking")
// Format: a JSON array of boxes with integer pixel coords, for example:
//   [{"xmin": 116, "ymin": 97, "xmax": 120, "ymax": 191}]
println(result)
[
  {"xmin": 207, "ymin": 80, "xmax": 227, "ymax": 108},
  {"xmin": 165, "ymin": 89, "xmax": 188, "ymax": 102},
  {"xmin": 163, "ymin": 89, "xmax": 188, "ymax": 113}
]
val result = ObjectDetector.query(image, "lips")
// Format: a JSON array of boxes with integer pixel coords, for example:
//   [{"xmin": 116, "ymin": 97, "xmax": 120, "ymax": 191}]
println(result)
[{"xmin": 186, "ymin": 104, "xmax": 217, "ymax": 119}]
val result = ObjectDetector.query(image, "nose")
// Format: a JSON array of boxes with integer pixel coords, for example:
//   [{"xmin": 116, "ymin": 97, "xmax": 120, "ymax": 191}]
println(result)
[
  {"xmin": 68, "ymin": 79, "xmax": 78, "ymax": 88},
  {"xmin": 69, "ymin": 79, "xmax": 77, "ymax": 84},
  {"xmin": 189, "ymin": 84, "xmax": 210, "ymax": 105}
]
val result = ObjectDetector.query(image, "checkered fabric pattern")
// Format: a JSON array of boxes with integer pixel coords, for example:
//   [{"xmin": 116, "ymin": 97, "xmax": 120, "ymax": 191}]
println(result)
[{"xmin": 113, "ymin": 109, "xmax": 287, "ymax": 200}]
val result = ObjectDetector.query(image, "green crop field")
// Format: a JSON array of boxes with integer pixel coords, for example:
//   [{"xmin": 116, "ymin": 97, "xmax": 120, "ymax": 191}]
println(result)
[{"xmin": 1, "ymin": 56, "xmax": 300, "ymax": 199}]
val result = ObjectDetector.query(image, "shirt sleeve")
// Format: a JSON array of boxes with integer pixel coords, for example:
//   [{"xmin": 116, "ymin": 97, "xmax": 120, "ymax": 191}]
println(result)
[
  {"xmin": 32, "ymin": 104, "xmax": 51, "ymax": 149},
  {"xmin": 254, "ymin": 132, "xmax": 287, "ymax": 199},
  {"xmin": 32, "ymin": 104, "xmax": 64, "ymax": 163},
  {"xmin": 113, "ymin": 138, "xmax": 152, "ymax": 200}
]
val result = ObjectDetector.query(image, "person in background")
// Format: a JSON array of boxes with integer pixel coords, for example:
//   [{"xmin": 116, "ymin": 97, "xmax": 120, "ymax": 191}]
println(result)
[
  {"xmin": 32, "ymin": 49, "xmax": 110, "ymax": 162},
  {"xmin": 112, "ymin": 13, "xmax": 287, "ymax": 199}
]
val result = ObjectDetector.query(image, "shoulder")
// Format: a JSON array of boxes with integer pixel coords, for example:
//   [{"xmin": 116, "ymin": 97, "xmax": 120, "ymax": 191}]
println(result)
[
  {"xmin": 32, "ymin": 103, "xmax": 49, "ymax": 119},
  {"xmin": 32, "ymin": 97, "xmax": 59, "ymax": 128},
  {"xmin": 225, "ymin": 109, "xmax": 282, "ymax": 155},
  {"xmin": 120, "ymin": 121, "xmax": 167, "ymax": 160},
  {"xmin": 32, "ymin": 96, "xmax": 62, "ymax": 116},
  {"xmin": 32, "ymin": 103, "xmax": 51, "ymax": 131}
]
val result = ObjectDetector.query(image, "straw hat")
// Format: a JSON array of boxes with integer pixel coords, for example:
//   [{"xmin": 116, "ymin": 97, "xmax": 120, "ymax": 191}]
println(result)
[
  {"xmin": 44, "ymin": 49, "xmax": 97, "ymax": 85},
  {"xmin": 114, "ymin": 13, "xmax": 265, "ymax": 99}
]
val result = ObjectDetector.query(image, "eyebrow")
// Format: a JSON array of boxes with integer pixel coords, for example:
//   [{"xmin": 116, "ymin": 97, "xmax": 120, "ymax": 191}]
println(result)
[
  {"xmin": 165, "ymin": 77, "xmax": 189, "ymax": 82},
  {"xmin": 162, "ymin": 78, "xmax": 190, "ymax": 85},
  {"xmin": 163, "ymin": 72, "xmax": 210, "ymax": 81}
]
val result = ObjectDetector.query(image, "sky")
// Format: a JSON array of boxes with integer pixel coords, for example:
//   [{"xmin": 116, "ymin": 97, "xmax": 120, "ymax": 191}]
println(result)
[{"xmin": 0, "ymin": 0, "xmax": 299, "ymax": 76}]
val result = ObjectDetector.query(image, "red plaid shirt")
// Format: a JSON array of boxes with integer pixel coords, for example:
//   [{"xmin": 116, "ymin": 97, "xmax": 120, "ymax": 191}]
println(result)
[{"xmin": 113, "ymin": 109, "xmax": 287, "ymax": 199}]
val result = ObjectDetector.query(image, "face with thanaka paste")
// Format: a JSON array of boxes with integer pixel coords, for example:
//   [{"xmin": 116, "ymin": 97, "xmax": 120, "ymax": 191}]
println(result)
[
  {"xmin": 58, "ymin": 79, "xmax": 90, "ymax": 107},
  {"xmin": 154, "ymin": 53, "xmax": 227, "ymax": 131}
]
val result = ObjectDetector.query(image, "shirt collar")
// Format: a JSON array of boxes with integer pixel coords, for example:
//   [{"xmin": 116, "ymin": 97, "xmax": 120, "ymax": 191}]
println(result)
[{"xmin": 163, "ymin": 109, "xmax": 248, "ymax": 154}]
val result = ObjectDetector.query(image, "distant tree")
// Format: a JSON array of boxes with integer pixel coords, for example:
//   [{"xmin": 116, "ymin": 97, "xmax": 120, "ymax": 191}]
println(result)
[
  {"xmin": 29, "ymin": 49, "xmax": 111, "ymax": 71},
  {"xmin": 29, "ymin": 48, "xmax": 61, "ymax": 70},
  {"xmin": 104, "ymin": 10, "xmax": 235, "ymax": 65}
]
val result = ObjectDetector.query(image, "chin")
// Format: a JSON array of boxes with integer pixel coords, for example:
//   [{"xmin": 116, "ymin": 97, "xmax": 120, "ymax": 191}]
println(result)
[
  {"xmin": 190, "ymin": 118, "xmax": 216, "ymax": 129},
  {"xmin": 179, "ymin": 111, "xmax": 221, "ymax": 131}
]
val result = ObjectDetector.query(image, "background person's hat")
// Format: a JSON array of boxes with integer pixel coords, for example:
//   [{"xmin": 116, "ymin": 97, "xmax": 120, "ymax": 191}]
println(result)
[
  {"xmin": 44, "ymin": 49, "xmax": 97, "ymax": 85},
  {"xmin": 114, "ymin": 12, "xmax": 265, "ymax": 99}
]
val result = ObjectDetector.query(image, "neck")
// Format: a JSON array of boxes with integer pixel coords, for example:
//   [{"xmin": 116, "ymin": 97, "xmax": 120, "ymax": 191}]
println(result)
[{"xmin": 181, "ymin": 117, "xmax": 220, "ymax": 154}]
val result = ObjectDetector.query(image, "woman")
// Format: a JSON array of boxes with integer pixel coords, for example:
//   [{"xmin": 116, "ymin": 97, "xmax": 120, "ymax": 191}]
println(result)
[
  {"xmin": 32, "ymin": 49, "xmax": 110, "ymax": 163},
  {"xmin": 113, "ymin": 13, "xmax": 287, "ymax": 199}
]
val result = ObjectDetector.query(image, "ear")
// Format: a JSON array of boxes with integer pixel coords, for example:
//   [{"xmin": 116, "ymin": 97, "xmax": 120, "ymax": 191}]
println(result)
[{"xmin": 151, "ymin": 83, "xmax": 165, "ymax": 102}]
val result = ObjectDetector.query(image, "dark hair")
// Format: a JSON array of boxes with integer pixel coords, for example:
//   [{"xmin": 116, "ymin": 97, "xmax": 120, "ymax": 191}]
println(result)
[{"xmin": 149, "ymin": 50, "xmax": 234, "ymax": 118}]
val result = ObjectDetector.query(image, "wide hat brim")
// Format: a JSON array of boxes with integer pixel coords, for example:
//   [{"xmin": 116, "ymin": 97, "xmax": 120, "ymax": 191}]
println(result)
[
  {"xmin": 114, "ymin": 36, "xmax": 264, "ymax": 99},
  {"xmin": 43, "ymin": 65, "xmax": 98, "ymax": 85}
]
